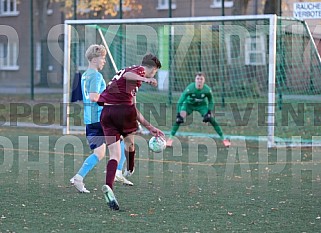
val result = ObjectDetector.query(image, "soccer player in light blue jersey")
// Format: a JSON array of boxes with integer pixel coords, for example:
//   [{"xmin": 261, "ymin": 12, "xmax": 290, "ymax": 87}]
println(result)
[{"xmin": 70, "ymin": 44, "xmax": 132, "ymax": 193}]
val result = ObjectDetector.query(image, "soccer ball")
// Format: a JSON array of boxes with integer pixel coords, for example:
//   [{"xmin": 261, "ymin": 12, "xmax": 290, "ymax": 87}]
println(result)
[{"xmin": 148, "ymin": 136, "xmax": 166, "ymax": 153}]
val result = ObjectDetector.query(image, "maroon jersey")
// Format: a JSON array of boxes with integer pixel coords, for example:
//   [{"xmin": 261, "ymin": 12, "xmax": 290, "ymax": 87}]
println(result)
[{"xmin": 98, "ymin": 66, "xmax": 144, "ymax": 105}]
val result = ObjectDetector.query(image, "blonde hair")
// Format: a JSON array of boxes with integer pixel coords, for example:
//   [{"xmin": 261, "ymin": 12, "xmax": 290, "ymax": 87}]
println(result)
[{"xmin": 85, "ymin": 44, "xmax": 107, "ymax": 61}]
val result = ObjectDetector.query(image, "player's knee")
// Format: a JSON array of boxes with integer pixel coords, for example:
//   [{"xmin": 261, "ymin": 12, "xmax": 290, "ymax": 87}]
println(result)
[{"xmin": 94, "ymin": 144, "xmax": 106, "ymax": 160}]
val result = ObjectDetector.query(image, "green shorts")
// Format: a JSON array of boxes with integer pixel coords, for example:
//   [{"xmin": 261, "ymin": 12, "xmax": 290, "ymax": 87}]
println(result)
[{"xmin": 180, "ymin": 103, "xmax": 208, "ymax": 116}]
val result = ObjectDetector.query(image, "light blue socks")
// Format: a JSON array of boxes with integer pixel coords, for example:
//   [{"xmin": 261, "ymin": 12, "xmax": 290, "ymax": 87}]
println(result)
[
  {"xmin": 77, "ymin": 153, "xmax": 99, "ymax": 178},
  {"xmin": 117, "ymin": 140, "xmax": 126, "ymax": 171},
  {"xmin": 77, "ymin": 140, "xmax": 126, "ymax": 178}
]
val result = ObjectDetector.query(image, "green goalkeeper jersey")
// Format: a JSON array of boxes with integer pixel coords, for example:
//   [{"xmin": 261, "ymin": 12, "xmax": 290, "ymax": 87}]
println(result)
[{"xmin": 177, "ymin": 82, "xmax": 214, "ymax": 112}]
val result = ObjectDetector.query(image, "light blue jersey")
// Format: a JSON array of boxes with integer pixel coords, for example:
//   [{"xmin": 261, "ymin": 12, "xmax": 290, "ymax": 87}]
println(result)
[{"xmin": 81, "ymin": 69, "xmax": 106, "ymax": 124}]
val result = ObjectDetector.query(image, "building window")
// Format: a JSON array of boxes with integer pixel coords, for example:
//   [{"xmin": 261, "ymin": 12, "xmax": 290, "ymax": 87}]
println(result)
[
  {"xmin": 0, "ymin": 42, "xmax": 19, "ymax": 70},
  {"xmin": 245, "ymin": 34, "xmax": 266, "ymax": 65},
  {"xmin": 157, "ymin": 0, "xmax": 176, "ymax": 10},
  {"xmin": 0, "ymin": 0, "xmax": 19, "ymax": 16},
  {"xmin": 211, "ymin": 0, "xmax": 233, "ymax": 8}
]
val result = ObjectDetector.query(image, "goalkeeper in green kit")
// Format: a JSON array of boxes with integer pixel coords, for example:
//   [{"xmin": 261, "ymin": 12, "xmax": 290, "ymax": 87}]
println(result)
[{"xmin": 166, "ymin": 72, "xmax": 231, "ymax": 147}]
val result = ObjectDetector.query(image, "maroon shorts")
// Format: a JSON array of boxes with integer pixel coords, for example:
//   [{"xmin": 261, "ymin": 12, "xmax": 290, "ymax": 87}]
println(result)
[{"xmin": 100, "ymin": 104, "xmax": 138, "ymax": 145}]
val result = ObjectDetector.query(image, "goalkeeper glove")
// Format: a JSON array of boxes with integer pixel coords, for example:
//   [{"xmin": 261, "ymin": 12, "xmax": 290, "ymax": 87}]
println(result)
[
  {"xmin": 202, "ymin": 110, "xmax": 212, "ymax": 123},
  {"xmin": 176, "ymin": 113, "xmax": 184, "ymax": 124}
]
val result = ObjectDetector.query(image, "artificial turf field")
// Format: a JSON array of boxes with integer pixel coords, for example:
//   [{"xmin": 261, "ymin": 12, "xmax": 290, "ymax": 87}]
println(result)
[{"xmin": 1, "ymin": 127, "xmax": 321, "ymax": 232}]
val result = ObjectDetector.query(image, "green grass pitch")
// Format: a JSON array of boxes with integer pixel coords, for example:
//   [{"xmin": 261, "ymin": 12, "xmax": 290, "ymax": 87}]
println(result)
[{"xmin": 1, "ymin": 126, "xmax": 321, "ymax": 232}]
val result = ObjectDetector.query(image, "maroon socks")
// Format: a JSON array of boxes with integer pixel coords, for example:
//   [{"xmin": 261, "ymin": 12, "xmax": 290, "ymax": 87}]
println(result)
[
  {"xmin": 106, "ymin": 159, "xmax": 118, "ymax": 189},
  {"xmin": 127, "ymin": 151, "xmax": 135, "ymax": 172}
]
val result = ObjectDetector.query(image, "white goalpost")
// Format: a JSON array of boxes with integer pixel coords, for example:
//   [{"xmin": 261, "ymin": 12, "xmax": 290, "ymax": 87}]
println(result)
[
  {"xmin": 63, "ymin": 15, "xmax": 321, "ymax": 147},
  {"xmin": 267, "ymin": 15, "xmax": 277, "ymax": 148}
]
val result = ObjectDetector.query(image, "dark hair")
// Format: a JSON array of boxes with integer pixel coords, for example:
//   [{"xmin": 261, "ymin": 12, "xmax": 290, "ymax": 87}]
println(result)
[
  {"xmin": 196, "ymin": 72, "xmax": 205, "ymax": 78},
  {"xmin": 141, "ymin": 53, "xmax": 162, "ymax": 69}
]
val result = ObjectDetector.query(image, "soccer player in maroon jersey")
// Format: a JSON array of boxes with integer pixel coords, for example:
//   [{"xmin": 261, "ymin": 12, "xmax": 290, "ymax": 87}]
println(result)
[{"xmin": 98, "ymin": 53, "xmax": 164, "ymax": 210}]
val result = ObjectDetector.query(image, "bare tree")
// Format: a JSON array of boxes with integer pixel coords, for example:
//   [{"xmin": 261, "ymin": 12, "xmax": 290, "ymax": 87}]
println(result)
[
  {"xmin": 232, "ymin": 0, "xmax": 250, "ymax": 15},
  {"xmin": 263, "ymin": 0, "xmax": 279, "ymax": 15}
]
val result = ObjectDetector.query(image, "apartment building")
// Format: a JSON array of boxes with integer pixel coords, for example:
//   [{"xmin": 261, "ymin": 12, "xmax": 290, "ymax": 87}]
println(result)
[{"xmin": 0, "ymin": 0, "xmax": 63, "ymax": 87}]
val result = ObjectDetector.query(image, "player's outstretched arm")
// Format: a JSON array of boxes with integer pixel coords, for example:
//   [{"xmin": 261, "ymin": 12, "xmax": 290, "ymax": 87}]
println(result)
[
  {"xmin": 124, "ymin": 72, "xmax": 157, "ymax": 86},
  {"xmin": 136, "ymin": 108, "xmax": 164, "ymax": 137}
]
